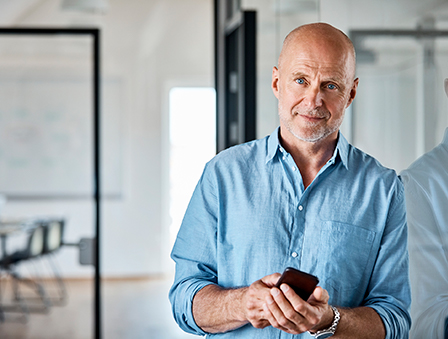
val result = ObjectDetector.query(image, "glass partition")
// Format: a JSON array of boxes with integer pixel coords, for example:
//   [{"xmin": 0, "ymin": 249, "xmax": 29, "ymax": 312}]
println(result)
[
  {"xmin": 0, "ymin": 31, "xmax": 98, "ymax": 338},
  {"xmin": 352, "ymin": 32, "xmax": 448, "ymax": 172}
]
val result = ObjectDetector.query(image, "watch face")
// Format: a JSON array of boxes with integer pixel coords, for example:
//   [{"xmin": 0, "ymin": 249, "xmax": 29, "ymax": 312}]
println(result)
[{"xmin": 315, "ymin": 332, "xmax": 334, "ymax": 339}]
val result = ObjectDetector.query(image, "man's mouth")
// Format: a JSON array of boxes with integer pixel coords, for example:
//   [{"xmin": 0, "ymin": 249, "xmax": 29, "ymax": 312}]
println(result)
[
  {"xmin": 296, "ymin": 112, "xmax": 327, "ymax": 122},
  {"xmin": 294, "ymin": 108, "xmax": 328, "ymax": 120},
  {"xmin": 300, "ymin": 114, "xmax": 324, "ymax": 120}
]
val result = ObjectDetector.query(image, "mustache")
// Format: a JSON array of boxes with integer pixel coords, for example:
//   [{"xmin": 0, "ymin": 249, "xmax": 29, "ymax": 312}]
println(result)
[{"xmin": 294, "ymin": 108, "xmax": 329, "ymax": 118}]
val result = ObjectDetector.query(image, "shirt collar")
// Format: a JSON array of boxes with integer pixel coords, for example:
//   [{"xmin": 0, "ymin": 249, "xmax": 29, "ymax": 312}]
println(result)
[
  {"xmin": 266, "ymin": 127, "xmax": 281, "ymax": 164},
  {"xmin": 266, "ymin": 127, "xmax": 350, "ymax": 170},
  {"xmin": 336, "ymin": 132, "xmax": 350, "ymax": 170}
]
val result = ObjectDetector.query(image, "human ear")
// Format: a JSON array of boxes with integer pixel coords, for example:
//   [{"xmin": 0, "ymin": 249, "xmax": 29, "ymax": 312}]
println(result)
[
  {"xmin": 345, "ymin": 77, "xmax": 359, "ymax": 108},
  {"xmin": 272, "ymin": 66, "xmax": 280, "ymax": 99}
]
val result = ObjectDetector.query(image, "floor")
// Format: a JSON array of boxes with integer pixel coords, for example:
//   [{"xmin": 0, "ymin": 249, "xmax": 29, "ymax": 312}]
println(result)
[{"xmin": 0, "ymin": 276, "xmax": 200, "ymax": 339}]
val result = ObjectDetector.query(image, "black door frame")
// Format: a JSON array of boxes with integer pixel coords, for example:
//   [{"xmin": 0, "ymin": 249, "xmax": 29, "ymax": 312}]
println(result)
[
  {"xmin": 0, "ymin": 27, "xmax": 102, "ymax": 339},
  {"xmin": 215, "ymin": 0, "xmax": 256, "ymax": 152}
]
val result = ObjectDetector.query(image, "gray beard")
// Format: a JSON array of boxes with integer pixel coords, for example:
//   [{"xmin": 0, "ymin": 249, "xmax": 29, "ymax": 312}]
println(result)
[{"xmin": 279, "ymin": 106, "xmax": 344, "ymax": 143}]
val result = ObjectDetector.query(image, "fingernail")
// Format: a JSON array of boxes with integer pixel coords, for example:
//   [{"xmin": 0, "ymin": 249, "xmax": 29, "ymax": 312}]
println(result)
[
  {"xmin": 280, "ymin": 284, "xmax": 289, "ymax": 293},
  {"xmin": 271, "ymin": 288, "xmax": 280, "ymax": 297}
]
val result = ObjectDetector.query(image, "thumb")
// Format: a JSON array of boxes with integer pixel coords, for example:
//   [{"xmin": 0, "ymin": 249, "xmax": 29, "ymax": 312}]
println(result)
[
  {"xmin": 310, "ymin": 286, "xmax": 329, "ymax": 303},
  {"xmin": 261, "ymin": 273, "xmax": 282, "ymax": 287}
]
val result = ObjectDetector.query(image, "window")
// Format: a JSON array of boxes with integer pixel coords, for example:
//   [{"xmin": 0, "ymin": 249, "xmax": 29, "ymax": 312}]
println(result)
[{"xmin": 169, "ymin": 87, "xmax": 216, "ymax": 245}]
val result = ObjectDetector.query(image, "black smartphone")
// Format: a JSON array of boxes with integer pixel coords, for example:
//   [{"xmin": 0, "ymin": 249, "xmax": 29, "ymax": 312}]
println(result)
[{"xmin": 275, "ymin": 267, "xmax": 319, "ymax": 301}]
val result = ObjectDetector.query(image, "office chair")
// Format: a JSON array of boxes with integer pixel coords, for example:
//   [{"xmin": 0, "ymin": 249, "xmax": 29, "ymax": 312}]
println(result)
[
  {"xmin": 39, "ymin": 219, "xmax": 67, "ymax": 306},
  {"xmin": 0, "ymin": 225, "xmax": 50, "ymax": 322}
]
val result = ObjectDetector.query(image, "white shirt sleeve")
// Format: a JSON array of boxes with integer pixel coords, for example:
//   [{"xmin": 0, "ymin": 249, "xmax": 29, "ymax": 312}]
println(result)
[{"xmin": 403, "ymin": 175, "xmax": 448, "ymax": 339}]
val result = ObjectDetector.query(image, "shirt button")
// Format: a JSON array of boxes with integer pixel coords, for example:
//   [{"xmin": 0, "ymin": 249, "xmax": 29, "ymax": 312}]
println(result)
[
  {"xmin": 292, "ymin": 167, "xmax": 297, "ymax": 171},
  {"xmin": 298, "ymin": 205, "xmax": 303, "ymax": 211},
  {"xmin": 292, "ymin": 252, "xmax": 298, "ymax": 258}
]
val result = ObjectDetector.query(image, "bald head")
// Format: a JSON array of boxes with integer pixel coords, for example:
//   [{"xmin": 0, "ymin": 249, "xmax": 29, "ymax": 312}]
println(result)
[
  {"xmin": 278, "ymin": 23, "xmax": 356, "ymax": 80},
  {"xmin": 272, "ymin": 22, "xmax": 359, "ymax": 145}
]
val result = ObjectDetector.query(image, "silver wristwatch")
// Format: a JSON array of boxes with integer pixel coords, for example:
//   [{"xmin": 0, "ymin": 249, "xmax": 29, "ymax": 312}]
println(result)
[{"xmin": 309, "ymin": 305, "xmax": 340, "ymax": 338}]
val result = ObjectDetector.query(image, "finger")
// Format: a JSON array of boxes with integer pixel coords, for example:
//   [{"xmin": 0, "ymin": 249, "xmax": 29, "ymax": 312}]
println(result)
[
  {"xmin": 245, "ymin": 279, "xmax": 277, "ymax": 326},
  {"xmin": 316, "ymin": 287, "xmax": 329, "ymax": 303},
  {"xmin": 250, "ymin": 316, "xmax": 271, "ymax": 329},
  {"xmin": 279, "ymin": 284, "xmax": 318, "ymax": 331},
  {"xmin": 261, "ymin": 273, "xmax": 282, "ymax": 287},
  {"xmin": 263, "ymin": 295, "xmax": 292, "ymax": 333},
  {"xmin": 308, "ymin": 286, "xmax": 329, "ymax": 305},
  {"xmin": 269, "ymin": 287, "xmax": 310, "ymax": 334}
]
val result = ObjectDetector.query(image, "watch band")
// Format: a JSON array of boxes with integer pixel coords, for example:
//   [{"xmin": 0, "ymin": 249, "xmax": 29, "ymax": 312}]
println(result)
[{"xmin": 309, "ymin": 305, "xmax": 340, "ymax": 338}]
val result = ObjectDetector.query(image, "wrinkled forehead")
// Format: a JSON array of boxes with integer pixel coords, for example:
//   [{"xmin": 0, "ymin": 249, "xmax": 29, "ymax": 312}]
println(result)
[
  {"xmin": 288, "ymin": 59, "xmax": 349, "ymax": 81},
  {"xmin": 279, "ymin": 26, "xmax": 356, "ymax": 79},
  {"xmin": 280, "ymin": 38, "xmax": 356, "ymax": 81}
]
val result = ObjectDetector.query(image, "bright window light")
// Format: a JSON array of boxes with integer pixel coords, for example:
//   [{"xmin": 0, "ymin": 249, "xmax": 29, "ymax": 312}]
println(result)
[{"xmin": 169, "ymin": 87, "xmax": 216, "ymax": 245}]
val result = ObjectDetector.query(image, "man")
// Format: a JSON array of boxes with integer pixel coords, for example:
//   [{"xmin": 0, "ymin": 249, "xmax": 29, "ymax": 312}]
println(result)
[
  {"xmin": 400, "ymin": 79, "xmax": 448, "ymax": 339},
  {"xmin": 169, "ymin": 22, "xmax": 411, "ymax": 338}
]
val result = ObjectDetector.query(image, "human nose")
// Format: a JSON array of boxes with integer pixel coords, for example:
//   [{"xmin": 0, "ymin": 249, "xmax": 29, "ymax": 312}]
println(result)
[{"xmin": 302, "ymin": 85, "xmax": 323, "ymax": 108}]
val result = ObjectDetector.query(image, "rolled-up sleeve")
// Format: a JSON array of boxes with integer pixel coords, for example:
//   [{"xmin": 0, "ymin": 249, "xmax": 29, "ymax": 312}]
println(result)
[
  {"xmin": 168, "ymin": 163, "xmax": 218, "ymax": 336},
  {"xmin": 364, "ymin": 179, "xmax": 412, "ymax": 339}
]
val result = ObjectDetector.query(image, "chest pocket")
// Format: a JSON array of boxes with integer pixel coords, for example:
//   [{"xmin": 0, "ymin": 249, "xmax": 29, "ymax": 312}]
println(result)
[{"xmin": 317, "ymin": 221, "xmax": 376, "ymax": 305}]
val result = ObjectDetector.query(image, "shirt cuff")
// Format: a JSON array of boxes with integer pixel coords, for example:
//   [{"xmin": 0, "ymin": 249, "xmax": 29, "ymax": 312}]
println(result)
[
  {"xmin": 172, "ymin": 280, "xmax": 217, "ymax": 336},
  {"xmin": 366, "ymin": 304, "xmax": 411, "ymax": 339}
]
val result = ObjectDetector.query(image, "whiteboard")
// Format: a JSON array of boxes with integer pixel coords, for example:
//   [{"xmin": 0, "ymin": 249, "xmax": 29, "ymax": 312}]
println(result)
[{"xmin": 0, "ymin": 76, "xmax": 123, "ymax": 197}]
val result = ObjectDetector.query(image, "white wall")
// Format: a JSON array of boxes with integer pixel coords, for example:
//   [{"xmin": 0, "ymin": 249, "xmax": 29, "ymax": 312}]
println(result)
[{"xmin": 2, "ymin": 0, "xmax": 213, "ymax": 278}]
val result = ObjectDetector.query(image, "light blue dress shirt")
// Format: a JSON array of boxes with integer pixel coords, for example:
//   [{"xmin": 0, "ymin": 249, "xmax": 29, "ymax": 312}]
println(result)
[{"xmin": 169, "ymin": 128, "xmax": 411, "ymax": 338}]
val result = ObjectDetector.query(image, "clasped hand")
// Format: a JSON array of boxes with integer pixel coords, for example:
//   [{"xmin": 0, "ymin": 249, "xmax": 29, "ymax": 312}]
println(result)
[{"xmin": 243, "ymin": 273, "xmax": 332, "ymax": 335}]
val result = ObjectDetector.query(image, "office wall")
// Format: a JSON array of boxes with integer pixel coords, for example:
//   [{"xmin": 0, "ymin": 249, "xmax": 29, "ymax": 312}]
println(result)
[{"xmin": 1, "ymin": 0, "xmax": 213, "ymax": 278}]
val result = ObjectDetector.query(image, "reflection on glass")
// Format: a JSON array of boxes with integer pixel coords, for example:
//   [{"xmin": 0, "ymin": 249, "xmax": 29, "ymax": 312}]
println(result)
[
  {"xmin": 353, "ymin": 34, "xmax": 448, "ymax": 172},
  {"xmin": 401, "ymin": 125, "xmax": 448, "ymax": 339}
]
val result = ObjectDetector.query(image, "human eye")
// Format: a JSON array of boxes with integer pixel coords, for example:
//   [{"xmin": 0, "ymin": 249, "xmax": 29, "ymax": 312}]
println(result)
[
  {"xmin": 295, "ymin": 78, "xmax": 305, "ymax": 85},
  {"xmin": 326, "ymin": 83, "xmax": 338, "ymax": 90}
]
